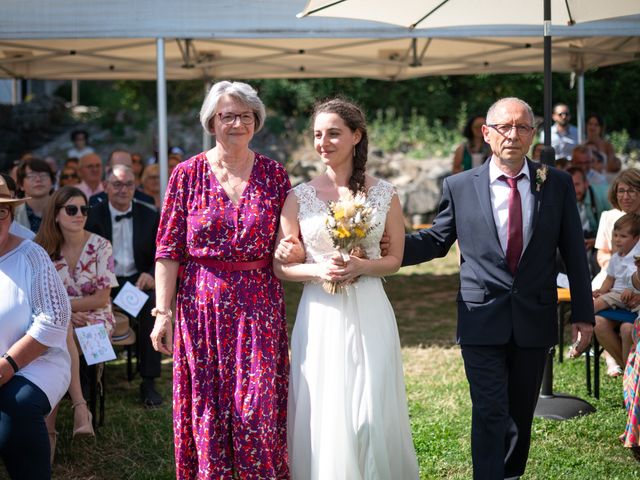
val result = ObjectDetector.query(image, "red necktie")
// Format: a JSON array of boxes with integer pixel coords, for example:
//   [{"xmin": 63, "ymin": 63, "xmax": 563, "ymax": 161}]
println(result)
[{"xmin": 499, "ymin": 174, "xmax": 525, "ymax": 275}]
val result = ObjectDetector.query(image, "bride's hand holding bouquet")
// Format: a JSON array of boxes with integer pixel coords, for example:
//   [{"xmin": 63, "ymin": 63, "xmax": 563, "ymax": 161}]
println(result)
[{"xmin": 322, "ymin": 190, "xmax": 376, "ymax": 294}]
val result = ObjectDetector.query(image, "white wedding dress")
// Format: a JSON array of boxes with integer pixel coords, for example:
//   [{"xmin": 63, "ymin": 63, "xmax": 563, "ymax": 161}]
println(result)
[{"xmin": 288, "ymin": 180, "xmax": 419, "ymax": 480}]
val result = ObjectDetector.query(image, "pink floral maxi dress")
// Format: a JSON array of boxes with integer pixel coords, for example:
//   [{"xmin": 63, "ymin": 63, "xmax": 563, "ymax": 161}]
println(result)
[
  {"xmin": 156, "ymin": 153, "xmax": 291, "ymax": 479},
  {"xmin": 53, "ymin": 233, "xmax": 118, "ymax": 334}
]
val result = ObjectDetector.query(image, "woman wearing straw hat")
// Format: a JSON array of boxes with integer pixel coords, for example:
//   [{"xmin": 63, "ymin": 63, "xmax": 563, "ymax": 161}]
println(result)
[
  {"xmin": 0, "ymin": 176, "xmax": 71, "ymax": 479},
  {"xmin": 35, "ymin": 186, "xmax": 119, "ymax": 461}
]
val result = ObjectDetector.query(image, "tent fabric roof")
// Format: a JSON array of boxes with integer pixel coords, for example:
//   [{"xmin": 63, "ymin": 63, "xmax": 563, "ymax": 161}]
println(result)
[
  {"xmin": 0, "ymin": 0, "xmax": 638, "ymax": 80},
  {"xmin": 1, "ymin": 36, "xmax": 638, "ymax": 81}
]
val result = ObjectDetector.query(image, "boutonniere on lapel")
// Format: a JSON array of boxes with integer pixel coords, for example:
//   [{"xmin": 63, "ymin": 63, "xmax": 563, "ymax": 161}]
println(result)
[{"xmin": 535, "ymin": 165, "xmax": 548, "ymax": 192}]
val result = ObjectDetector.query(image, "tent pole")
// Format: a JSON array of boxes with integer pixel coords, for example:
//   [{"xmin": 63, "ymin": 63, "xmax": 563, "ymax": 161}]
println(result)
[
  {"xmin": 577, "ymin": 73, "xmax": 585, "ymax": 143},
  {"xmin": 157, "ymin": 38, "xmax": 169, "ymax": 202},
  {"xmin": 71, "ymin": 79, "xmax": 79, "ymax": 106},
  {"xmin": 11, "ymin": 78, "xmax": 19, "ymax": 105},
  {"xmin": 540, "ymin": 0, "xmax": 555, "ymax": 166}
]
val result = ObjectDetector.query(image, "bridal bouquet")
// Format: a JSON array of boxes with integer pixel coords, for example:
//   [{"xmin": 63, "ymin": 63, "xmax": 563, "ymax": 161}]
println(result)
[{"xmin": 323, "ymin": 190, "xmax": 376, "ymax": 294}]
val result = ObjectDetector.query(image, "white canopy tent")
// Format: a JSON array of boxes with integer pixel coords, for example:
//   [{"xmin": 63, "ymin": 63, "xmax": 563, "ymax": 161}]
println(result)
[{"xmin": 2, "ymin": 0, "xmax": 639, "ymax": 195}]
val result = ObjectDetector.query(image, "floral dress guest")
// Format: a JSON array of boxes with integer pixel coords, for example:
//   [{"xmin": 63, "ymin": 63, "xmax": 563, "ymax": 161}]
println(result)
[
  {"xmin": 34, "ymin": 186, "xmax": 118, "ymax": 461},
  {"xmin": 151, "ymin": 81, "xmax": 291, "ymax": 479},
  {"xmin": 53, "ymin": 234, "xmax": 118, "ymax": 334}
]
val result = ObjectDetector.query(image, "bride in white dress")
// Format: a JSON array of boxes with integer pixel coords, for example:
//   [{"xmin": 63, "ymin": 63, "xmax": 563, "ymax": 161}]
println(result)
[{"xmin": 274, "ymin": 99, "xmax": 419, "ymax": 479}]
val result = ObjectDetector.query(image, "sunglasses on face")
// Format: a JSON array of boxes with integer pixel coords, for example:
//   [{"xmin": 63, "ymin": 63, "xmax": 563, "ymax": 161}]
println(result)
[{"xmin": 62, "ymin": 205, "xmax": 90, "ymax": 217}]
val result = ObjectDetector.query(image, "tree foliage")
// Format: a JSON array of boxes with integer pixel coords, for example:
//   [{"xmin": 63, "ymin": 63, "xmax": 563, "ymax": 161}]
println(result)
[{"xmin": 58, "ymin": 61, "xmax": 640, "ymax": 138}]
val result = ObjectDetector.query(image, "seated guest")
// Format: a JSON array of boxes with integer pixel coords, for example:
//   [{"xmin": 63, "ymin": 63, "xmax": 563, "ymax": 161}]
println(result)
[
  {"xmin": 592, "ymin": 214, "xmax": 640, "ymax": 317},
  {"xmin": 0, "ymin": 173, "xmax": 35, "ymax": 240},
  {"xmin": 572, "ymin": 144, "xmax": 608, "ymax": 187},
  {"xmin": 0, "ymin": 175, "xmax": 71, "ymax": 479},
  {"xmin": 14, "ymin": 158, "xmax": 55, "ymax": 233},
  {"xmin": 131, "ymin": 152, "xmax": 145, "ymax": 187},
  {"xmin": 59, "ymin": 165, "xmax": 81, "ymax": 188},
  {"xmin": 530, "ymin": 142, "xmax": 544, "ymax": 162},
  {"xmin": 451, "ymin": 115, "xmax": 491, "ymax": 173},
  {"xmin": 567, "ymin": 166, "xmax": 608, "ymax": 277},
  {"xmin": 85, "ymin": 165, "xmax": 163, "ymax": 407},
  {"xmin": 594, "ymin": 170, "xmax": 640, "ymax": 376},
  {"xmin": 89, "ymin": 149, "xmax": 155, "ymax": 207},
  {"xmin": 168, "ymin": 153, "xmax": 181, "ymax": 177},
  {"xmin": 140, "ymin": 163, "xmax": 161, "ymax": 209},
  {"xmin": 35, "ymin": 186, "xmax": 119, "ymax": 460},
  {"xmin": 77, "ymin": 153, "xmax": 104, "ymax": 199}
]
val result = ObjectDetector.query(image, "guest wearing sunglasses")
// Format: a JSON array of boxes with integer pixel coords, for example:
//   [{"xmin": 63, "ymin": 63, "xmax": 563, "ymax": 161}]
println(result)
[
  {"xmin": 58, "ymin": 167, "xmax": 81, "ymax": 188},
  {"xmin": 34, "ymin": 186, "xmax": 118, "ymax": 461}
]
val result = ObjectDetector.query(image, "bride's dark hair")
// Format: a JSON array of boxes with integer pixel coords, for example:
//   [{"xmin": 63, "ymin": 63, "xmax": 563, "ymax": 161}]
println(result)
[{"xmin": 312, "ymin": 98, "xmax": 368, "ymax": 195}]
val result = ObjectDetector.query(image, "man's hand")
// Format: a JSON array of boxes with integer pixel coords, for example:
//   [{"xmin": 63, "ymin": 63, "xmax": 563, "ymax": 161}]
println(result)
[
  {"xmin": 274, "ymin": 235, "xmax": 305, "ymax": 264},
  {"xmin": 379, "ymin": 231, "xmax": 390, "ymax": 257},
  {"xmin": 136, "ymin": 272, "xmax": 155, "ymax": 291},
  {"xmin": 584, "ymin": 238, "xmax": 595, "ymax": 250},
  {"xmin": 568, "ymin": 322, "xmax": 594, "ymax": 358}
]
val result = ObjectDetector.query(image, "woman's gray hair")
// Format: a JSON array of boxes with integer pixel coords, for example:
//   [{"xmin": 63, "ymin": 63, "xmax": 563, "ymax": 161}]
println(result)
[{"xmin": 199, "ymin": 81, "xmax": 266, "ymax": 135}]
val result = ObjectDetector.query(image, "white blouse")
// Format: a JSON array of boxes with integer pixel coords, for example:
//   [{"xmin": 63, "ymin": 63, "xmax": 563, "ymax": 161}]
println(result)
[{"xmin": 0, "ymin": 240, "xmax": 71, "ymax": 408}]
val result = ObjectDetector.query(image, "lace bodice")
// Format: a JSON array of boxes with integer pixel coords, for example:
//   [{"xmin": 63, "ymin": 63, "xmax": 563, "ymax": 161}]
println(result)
[{"xmin": 293, "ymin": 180, "xmax": 396, "ymax": 264}]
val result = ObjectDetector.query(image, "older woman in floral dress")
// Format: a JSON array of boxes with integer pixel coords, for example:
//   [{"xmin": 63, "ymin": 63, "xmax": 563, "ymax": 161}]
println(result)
[{"xmin": 151, "ymin": 81, "xmax": 292, "ymax": 479}]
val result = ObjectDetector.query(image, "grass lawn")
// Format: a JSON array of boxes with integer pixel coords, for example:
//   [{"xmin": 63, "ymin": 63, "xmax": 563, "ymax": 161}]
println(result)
[{"xmin": 38, "ymin": 250, "xmax": 640, "ymax": 479}]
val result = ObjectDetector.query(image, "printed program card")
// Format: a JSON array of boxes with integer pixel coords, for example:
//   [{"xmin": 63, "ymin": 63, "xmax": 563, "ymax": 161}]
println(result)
[
  {"xmin": 113, "ymin": 281, "xmax": 149, "ymax": 318},
  {"xmin": 75, "ymin": 324, "xmax": 117, "ymax": 365}
]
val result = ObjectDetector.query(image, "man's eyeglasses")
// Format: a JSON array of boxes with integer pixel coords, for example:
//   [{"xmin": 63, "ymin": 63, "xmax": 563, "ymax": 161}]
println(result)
[
  {"xmin": 217, "ymin": 112, "xmax": 255, "ymax": 125},
  {"xmin": 0, "ymin": 206, "xmax": 11, "ymax": 220},
  {"xmin": 487, "ymin": 124, "xmax": 534, "ymax": 136},
  {"xmin": 555, "ymin": 112, "xmax": 570, "ymax": 117},
  {"xmin": 62, "ymin": 205, "xmax": 90, "ymax": 217},
  {"xmin": 60, "ymin": 174, "xmax": 79, "ymax": 180},
  {"xmin": 616, "ymin": 188, "xmax": 639, "ymax": 198},
  {"xmin": 110, "ymin": 181, "xmax": 135, "ymax": 190},
  {"xmin": 25, "ymin": 172, "xmax": 51, "ymax": 182}
]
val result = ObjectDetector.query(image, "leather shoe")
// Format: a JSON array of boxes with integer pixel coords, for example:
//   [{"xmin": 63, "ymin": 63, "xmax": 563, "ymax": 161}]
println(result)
[{"xmin": 140, "ymin": 379, "xmax": 163, "ymax": 407}]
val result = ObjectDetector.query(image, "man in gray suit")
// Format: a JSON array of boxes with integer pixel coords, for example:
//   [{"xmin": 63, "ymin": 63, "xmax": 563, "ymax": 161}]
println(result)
[{"xmin": 403, "ymin": 97, "xmax": 594, "ymax": 479}]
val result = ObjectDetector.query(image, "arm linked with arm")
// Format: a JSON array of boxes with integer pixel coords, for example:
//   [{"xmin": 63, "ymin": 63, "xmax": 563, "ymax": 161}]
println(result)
[{"xmin": 402, "ymin": 177, "xmax": 457, "ymax": 267}]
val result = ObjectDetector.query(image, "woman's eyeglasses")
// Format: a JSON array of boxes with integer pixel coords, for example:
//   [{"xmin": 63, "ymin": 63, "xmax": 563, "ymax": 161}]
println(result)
[
  {"xmin": 62, "ymin": 205, "xmax": 89, "ymax": 217},
  {"xmin": 217, "ymin": 112, "xmax": 255, "ymax": 125}
]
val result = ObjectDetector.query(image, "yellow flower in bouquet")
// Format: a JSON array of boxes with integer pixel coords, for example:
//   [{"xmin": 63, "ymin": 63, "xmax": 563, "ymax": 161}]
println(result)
[{"xmin": 323, "ymin": 190, "xmax": 377, "ymax": 294}]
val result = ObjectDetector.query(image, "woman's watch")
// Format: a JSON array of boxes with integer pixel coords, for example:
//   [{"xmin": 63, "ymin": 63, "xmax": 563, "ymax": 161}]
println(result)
[{"xmin": 2, "ymin": 353, "xmax": 19, "ymax": 373}]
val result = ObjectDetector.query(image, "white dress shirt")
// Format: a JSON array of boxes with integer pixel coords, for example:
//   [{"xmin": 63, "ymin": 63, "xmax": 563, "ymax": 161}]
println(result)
[
  {"xmin": 489, "ymin": 158, "xmax": 534, "ymax": 259},
  {"xmin": 109, "ymin": 203, "xmax": 137, "ymax": 277}
]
